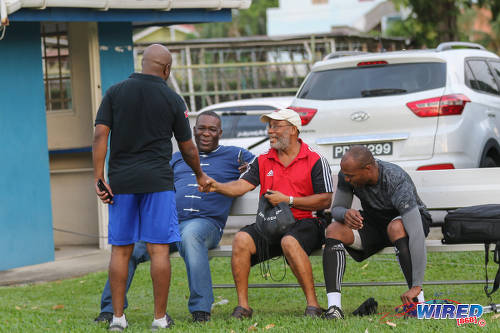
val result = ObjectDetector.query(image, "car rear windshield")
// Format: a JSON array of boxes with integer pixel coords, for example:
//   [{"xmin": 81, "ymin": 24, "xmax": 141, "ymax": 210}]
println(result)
[
  {"xmin": 208, "ymin": 105, "xmax": 274, "ymax": 139},
  {"xmin": 297, "ymin": 62, "xmax": 446, "ymax": 100}
]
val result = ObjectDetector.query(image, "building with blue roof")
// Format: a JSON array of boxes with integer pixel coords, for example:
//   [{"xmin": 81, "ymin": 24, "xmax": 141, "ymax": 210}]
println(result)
[{"xmin": 0, "ymin": 0, "xmax": 250, "ymax": 270}]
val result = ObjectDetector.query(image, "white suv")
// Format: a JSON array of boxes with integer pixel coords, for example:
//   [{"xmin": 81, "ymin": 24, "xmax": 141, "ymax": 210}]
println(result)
[{"xmin": 289, "ymin": 42, "xmax": 500, "ymax": 171}]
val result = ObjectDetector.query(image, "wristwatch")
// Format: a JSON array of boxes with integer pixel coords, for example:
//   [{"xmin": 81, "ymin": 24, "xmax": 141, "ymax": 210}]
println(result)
[{"xmin": 289, "ymin": 196, "xmax": 294, "ymax": 207}]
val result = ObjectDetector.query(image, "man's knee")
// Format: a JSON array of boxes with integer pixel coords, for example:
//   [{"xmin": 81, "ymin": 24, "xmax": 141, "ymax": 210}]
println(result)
[
  {"xmin": 387, "ymin": 219, "xmax": 407, "ymax": 243},
  {"xmin": 111, "ymin": 244, "xmax": 134, "ymax": 257},
  {"xmin": 180, "ymin": 228, "xmax": 203, "ymax": 248},
  {"xmin": 146, "ymin": 243, "xmax": 170, "ymax": 258},
  {"xmin": 325, "ymin": 221, "xmax": 354, "ymax": 244},
  {"xmin": 232, "ymin": 231, "xmax": 256, "ymax": 255},
  {"xmin": 281, "ymin": 235, "xmax": 301, "ymax": 252}
]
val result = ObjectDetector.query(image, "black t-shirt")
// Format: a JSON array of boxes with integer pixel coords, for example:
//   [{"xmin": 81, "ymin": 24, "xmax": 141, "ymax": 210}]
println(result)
[{"xmin": 95, "ymin": 73, "xmax": 191, "ymax": 194}]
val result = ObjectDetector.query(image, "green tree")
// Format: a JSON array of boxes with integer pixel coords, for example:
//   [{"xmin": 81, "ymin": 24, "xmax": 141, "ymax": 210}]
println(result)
[
  {"xmin": 193, "ymin": 0, "xmax": 279, "ymax": 38},
  {"xmin": 388, "ymin": 0, "xmax": 500, "ymax": 48}
]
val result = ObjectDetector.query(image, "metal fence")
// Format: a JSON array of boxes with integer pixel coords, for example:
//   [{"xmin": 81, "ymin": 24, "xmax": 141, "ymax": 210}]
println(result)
[{"xmin": 135, "ymin": 31, "xmax": 406, "ymax": 111}]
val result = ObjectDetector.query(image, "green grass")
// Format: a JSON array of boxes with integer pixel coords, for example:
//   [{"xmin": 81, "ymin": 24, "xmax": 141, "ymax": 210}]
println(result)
[{"xmin": 1, "ymin": 252, "xmax": 500, "ymax": 332}]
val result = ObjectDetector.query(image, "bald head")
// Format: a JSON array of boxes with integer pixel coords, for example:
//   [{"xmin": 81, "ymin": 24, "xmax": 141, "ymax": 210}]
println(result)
[
  {"xmin": 340, "ymin": 145, "xmax": 378, "ymax": 187},
  {"xmin": 142, "ymin": 44, "xmax": 173, "ymax": 80},
  {"xmin": 342, "ymin": 145, "xmax": 375, "ymax": 169}
]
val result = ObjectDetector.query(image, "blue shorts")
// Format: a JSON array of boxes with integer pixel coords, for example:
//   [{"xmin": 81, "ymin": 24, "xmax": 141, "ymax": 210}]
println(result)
[{"xmin": 108, "ymin": 191, "xmax": 180, "ymax": 245}]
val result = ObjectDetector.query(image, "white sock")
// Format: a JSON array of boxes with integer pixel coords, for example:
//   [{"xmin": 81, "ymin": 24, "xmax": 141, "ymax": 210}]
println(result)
[
  {"xmin": 417, "ymin": 290, "xmax": 424, "ymax": 303},
  {"xmin": 152, "ymin": 315, "xmax": 167, "ymax": 328},
  {"xmin": 112, "ymin": 314, "xmax": 127, "ymax": 327},
  {"xmin": 327, "ymin": 292, "xmax": 342, "ymax": 309}
]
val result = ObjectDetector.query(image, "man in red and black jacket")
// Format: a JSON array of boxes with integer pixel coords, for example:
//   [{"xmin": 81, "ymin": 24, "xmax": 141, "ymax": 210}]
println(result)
[{"xmin": 202, "ymin": 109, "xmax": 333, "ymax": 319}]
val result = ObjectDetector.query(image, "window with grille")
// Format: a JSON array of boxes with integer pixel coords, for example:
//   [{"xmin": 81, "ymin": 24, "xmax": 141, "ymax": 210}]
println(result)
[{"xmin": 41, "ymin": 23, "xmax": 72, "ymax": 112}]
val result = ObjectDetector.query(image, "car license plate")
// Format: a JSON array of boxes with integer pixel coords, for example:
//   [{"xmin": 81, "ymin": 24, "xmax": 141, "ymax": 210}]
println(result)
[{"xmin": 333, "ymin": 142, "xmax": 393, "ymax": 159}]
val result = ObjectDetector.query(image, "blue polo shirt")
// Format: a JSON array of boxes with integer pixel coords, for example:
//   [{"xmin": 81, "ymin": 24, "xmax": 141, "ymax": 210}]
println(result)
[{"xmin": 171, "ymin": 145, "xmax": 254, "ymax": 230}]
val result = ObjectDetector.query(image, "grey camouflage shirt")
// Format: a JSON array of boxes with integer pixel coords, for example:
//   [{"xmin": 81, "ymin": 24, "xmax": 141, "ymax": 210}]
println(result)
[{"xmin": 337, "ymin": 160, "xmax": 430, "ymax": 221}]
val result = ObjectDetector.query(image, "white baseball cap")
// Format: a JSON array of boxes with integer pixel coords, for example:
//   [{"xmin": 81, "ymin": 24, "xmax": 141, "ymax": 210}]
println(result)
[{"xmin": 260, "ymin": 108, "xmax": 302, "ymax": 132}]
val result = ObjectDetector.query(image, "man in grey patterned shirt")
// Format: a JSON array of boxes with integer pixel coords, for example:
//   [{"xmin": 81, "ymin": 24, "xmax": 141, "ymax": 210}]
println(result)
[{"xmin": 322, "ymin": 145, "xmax": 431, "ymax": 319}]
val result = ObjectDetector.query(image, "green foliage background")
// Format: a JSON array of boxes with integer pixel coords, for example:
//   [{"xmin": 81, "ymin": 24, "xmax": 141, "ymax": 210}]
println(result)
[{"xmin": 192, "ymin": 0, "xmax": 279, "ymax": 38}]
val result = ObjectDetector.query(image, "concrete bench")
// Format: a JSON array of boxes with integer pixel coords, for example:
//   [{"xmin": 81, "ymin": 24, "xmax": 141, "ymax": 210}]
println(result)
[{"xmin": 173, "ymin": 168, "xmax": 500, "ymax": 288}]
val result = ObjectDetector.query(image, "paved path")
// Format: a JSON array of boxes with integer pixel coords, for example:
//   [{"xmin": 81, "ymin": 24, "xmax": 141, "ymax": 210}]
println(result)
[{"xmin": 0, "ymin": 246, "xmax": 110, "ymax": 286}]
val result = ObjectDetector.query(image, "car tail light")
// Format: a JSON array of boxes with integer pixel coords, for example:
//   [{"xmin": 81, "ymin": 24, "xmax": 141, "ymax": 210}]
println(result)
[
  {"xmin": 357, "ymin": 61, "xmax": 388, "ymax": 66},
  {"xmin": 288, "ymin": 106, "xmax": 318, "ymax": 126},
  {"xmin": 407, "ymin": 94, "xmax": 470, "ymax": 117},
  {"xmin": 417, "ymin": 163, "xmax": 455, "ymax": 171}
]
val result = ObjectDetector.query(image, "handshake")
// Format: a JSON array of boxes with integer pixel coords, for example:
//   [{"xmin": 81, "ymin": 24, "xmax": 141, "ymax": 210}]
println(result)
[{"xmin": 196, "ymin": 173, "xmax": 217, "ymax": 193}]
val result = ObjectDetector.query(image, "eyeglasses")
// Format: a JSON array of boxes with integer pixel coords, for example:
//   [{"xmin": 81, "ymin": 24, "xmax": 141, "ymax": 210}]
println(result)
[{"xmin": 267, "ymin": 124, "xmax": 292, "ymax": 130}]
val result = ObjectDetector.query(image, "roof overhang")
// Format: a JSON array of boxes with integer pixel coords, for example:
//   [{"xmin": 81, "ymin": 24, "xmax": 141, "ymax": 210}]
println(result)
[{"xmin": 1, "ymin": 0, "xmax": 251, "ymax": 25}]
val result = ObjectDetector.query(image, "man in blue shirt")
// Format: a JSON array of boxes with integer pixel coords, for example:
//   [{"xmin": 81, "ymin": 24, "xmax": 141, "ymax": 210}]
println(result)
[{"xmin": 95, "ymin": 111, "xmax": 254, "ymax": 324}]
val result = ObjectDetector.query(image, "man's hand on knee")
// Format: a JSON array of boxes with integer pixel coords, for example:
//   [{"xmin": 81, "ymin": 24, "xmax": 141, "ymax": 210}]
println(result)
[{"xmin": 344, "ymin": 209, "xmax": 364, "ymax": 230}]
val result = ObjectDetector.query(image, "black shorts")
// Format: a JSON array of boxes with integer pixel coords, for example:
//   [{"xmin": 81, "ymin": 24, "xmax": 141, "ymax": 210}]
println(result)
[
  {"xmin": 240, "ymin": 218, "xmax": 325, "ymax": 266},
  {"xmin": 345, "ymin": 210, "xmax": 431, "ymax": 262}
]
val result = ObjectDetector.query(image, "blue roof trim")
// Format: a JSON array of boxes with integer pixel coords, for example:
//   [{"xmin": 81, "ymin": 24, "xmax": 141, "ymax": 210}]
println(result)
[
  {"xmin": 49, "ymin": 147, "xmax": 92, "ymax": 155},
  {"xmin": 9, "ymin": 8, "xmax": 232, "ymax": 23}
]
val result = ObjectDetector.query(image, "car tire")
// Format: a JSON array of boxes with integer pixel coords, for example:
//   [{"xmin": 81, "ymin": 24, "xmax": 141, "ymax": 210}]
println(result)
[{"xmin": 479, "ymin": 156, "xmax": 497, "ymax": 168}]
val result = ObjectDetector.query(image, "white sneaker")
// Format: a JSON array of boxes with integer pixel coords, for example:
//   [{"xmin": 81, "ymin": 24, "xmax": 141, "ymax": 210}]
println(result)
[
  {"xmin": 109, "ymin": 314, "xmax": 127, "ymax": 331},
  {"xmin": 417, "ymin": 290, "xmax": 425, "ymax": 303},
  {"xmin": 151, "ymin": 313, "xmax": 174, "ymax": 331}
]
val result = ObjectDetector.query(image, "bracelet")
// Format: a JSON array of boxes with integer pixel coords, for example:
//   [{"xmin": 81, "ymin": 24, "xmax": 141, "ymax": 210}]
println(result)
[{"xmin": 289, "ymin": 196, "xmax": 294, "ymax": 207}]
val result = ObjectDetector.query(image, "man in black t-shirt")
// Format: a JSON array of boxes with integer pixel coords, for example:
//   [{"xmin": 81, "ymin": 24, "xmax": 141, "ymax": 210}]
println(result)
[{"xmin": 92, "ymin": 44, "xmax": 209, "ymax": 331}]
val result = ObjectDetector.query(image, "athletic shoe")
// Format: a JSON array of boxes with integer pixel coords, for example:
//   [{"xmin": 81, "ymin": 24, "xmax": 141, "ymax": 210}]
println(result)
[
  {"xmin": 94, "ymin": 312, "xmax": 113, "ymax": 323},
  {"xmin": 324, "ymin": 305, "xmax": 345, "ymax": 320},
  {"xmin": 304, "ymin": 306, "xmax": 323, "ymax": 318},
  {"xmin": 231, "ymin": 306, "xmax": 253, "ymax": 319},
  {"xmin": 151, "ymin": 313, "xmax": 174, "ymax": 330},
  {"xmin": 108, "ymin": 314, "xmax": 127, "ymax": 331},
  {"xmin": 192, "ymin": 311, "xmax": 211, "ymax": 323}
]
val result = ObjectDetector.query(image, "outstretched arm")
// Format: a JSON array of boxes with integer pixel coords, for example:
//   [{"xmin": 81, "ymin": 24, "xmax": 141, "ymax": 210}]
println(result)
[
  {"xmin": 203, "ymin": 178, "xmax": 255, "ymax": 197},
  {"xmin": 178, "ymin": 139, "xmax": 209, "ymax": 187}
]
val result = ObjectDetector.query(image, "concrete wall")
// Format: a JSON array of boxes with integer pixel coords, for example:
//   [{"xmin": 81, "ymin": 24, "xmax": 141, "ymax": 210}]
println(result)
[
  {"xmin": 50, "ymin": 152, "xmax": 97, "ymax": 246},
  {"xmin": 0, "ymin": 22, "xmax": 55, "ymax": 270}
]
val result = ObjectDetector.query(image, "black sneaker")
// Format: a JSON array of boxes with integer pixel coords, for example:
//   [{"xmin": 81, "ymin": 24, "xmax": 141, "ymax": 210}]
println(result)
[
  {"xmin": 324, "ymin": 305, "xmax": 345, "ymax": 320},
  {"xmin": 94, "ymin": 312, "xmax": 113, "ymax": 324},
  {"xmin": 192, "ymin": 311, "xmax": 211, "ymax": 323},
  {"xmin": 304, "ymin": 306, "xmax": 323, "ymax": 318},
  {"xmin": 231, "ymin": 306, "xmax": 253, "ymax": 319}
]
